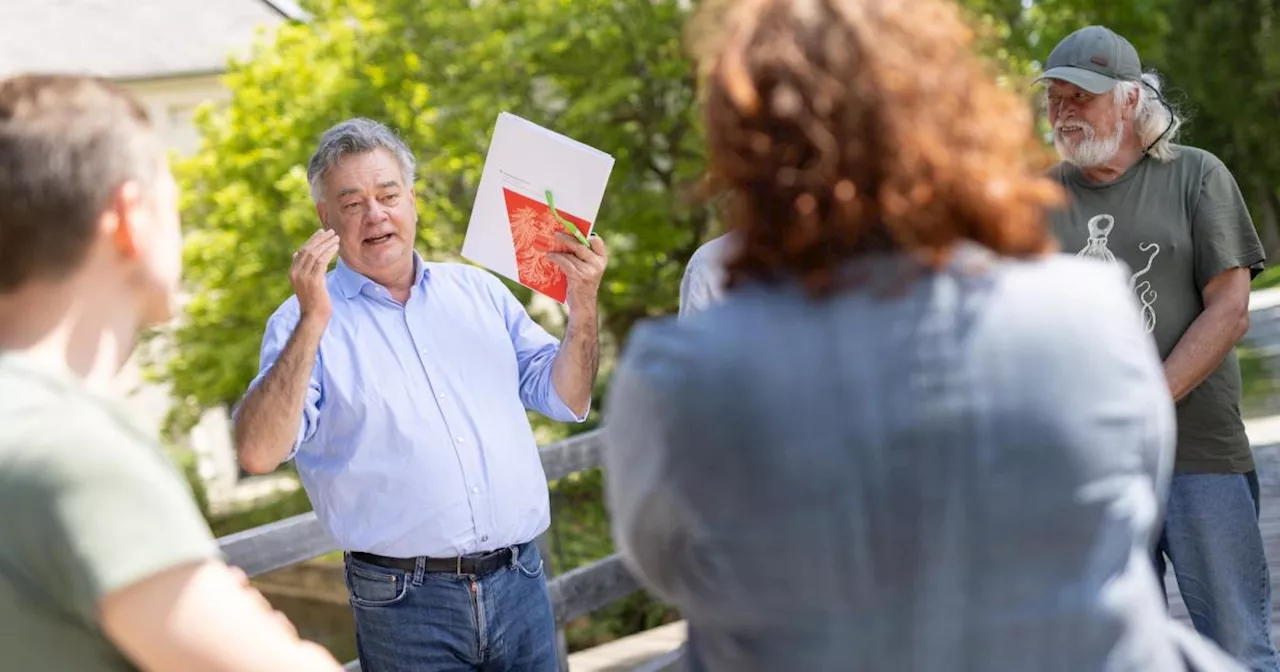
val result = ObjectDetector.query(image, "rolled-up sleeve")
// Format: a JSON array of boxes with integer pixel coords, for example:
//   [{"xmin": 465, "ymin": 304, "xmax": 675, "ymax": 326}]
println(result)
[
  {"xmin": 485, "ymin": 274, "xmax": 588, "ymax": 423},
  {"xmin": 236, "ymin": 302, "xmax": 322, "ymax": 461}
]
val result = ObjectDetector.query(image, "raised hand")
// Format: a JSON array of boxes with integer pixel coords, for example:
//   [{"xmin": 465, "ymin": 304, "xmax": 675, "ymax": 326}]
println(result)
[{"xmin": 289, "ymin": 229, "xmax": 340, "ymax": 323}]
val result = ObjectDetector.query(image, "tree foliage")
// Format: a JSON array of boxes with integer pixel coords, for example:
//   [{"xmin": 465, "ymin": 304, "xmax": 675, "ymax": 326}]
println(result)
[
  {"xmin": 157, "ymin": 0, "xmax": 706, "ymax": 433},
  {"xmin": 1159, "ymin": 0, "xmax": 1280, "ymax": 276},
  {"xmin": 156, "ymin": 0, "xmax": 1280, "ymax": 435}
]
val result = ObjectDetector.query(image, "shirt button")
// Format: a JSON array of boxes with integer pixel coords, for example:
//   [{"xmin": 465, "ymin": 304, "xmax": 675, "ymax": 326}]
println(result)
[
  {"xmin": 472, "ymin": 486, "xmax": 480, "ymax": 494},
  {"xmin": 437, "ymin": 393, "xmax": 446, "ymax": 400},
  {"xmin": 481, "ymin": 535, "xmax": 489, "ymax": 542},
  {"xmin": 456, "ymin": 437, "xmax": 465, "ymax": 444}
]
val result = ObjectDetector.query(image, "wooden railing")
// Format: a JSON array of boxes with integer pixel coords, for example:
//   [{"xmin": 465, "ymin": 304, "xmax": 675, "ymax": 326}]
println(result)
[
  {"xmin": 212, "ymin": 296, "xmax": 1280, "ymax": 672},
  {"xmin": 215, "ymin": 429, "xmax": 672, "ymax": 671}
]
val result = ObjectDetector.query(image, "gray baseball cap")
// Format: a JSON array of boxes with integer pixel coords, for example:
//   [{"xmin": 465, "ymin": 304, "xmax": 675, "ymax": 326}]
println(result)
[{"xmin": 1036, "ymin": 26, "xmax": 1142, "ymax": 94}]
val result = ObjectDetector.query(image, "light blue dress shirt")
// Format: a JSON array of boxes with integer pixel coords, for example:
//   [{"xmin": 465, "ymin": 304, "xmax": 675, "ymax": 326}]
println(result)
[{"xmin": 244, "ymin": 253, "xmax": 587, "ymax": 558}]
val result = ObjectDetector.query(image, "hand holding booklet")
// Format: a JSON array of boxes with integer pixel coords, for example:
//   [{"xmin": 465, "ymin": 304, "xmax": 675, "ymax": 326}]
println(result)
[{"xmin": 461, "ymin": 112, "xmax": 615, "ymax": 304}]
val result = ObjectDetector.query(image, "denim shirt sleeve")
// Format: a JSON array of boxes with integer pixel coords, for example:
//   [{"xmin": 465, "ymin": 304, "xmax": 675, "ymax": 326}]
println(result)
[
  {"xmin": 602, "ymin": 319, "xmax": 697, "ymax": 603},
  {"xmin": 236, "ymin": 300, "xmax": 323, "ymax": 461},
  {"xmin": 483, "ymin": 272, "xmax": 589, "ymax": 423}
]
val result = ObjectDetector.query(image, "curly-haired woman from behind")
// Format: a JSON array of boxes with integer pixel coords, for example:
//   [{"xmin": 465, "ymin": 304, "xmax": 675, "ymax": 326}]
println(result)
[{"xmin": 602, "ymin": 0, "xmax": 1245, "ymax": 670}]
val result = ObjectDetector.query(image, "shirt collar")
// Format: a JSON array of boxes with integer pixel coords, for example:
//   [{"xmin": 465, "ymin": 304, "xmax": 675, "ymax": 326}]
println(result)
[{"xmin": 333, "ymin": 251, "xmax": 428, "ymax": 299}]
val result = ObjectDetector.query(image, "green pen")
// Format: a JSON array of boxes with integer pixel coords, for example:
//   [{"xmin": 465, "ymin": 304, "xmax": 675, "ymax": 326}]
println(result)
[{"xmin": 545, "ymin": 189, "xmax": 590, "ymax": 246}]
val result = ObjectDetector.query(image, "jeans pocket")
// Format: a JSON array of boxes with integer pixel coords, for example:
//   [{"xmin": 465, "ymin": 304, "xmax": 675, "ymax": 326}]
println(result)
[
  {"xmin": 346, "ymin": 560, "xmax": 409, "ymax": 607},
  {"xmin": 512, "ymin": 546, "xmax": 545, "ymax": 579}
]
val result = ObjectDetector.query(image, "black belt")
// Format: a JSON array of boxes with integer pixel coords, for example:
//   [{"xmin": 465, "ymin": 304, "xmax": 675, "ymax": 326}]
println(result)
[{"xmin": 351, "ymin": 546, "xmax": 515, "ymax": 576}]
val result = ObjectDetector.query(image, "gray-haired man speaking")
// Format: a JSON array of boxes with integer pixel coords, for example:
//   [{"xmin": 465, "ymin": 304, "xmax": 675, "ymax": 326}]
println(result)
[
  {"xmin": 1039, "ymin": 26, "xmax": 1280, "ymax": 670},
  {"xmin": 232, "ymin": 117, "xmax": 608, "ymax": 671}
]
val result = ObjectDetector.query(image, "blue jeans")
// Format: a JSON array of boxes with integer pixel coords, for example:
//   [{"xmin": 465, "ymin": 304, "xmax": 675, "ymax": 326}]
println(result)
[
  {"xmin": 344, "ymin": 540, "xmax": 558, "ymax": 672},
  {"xmin": 1155, "ymin": 471, "xmax": 1280, "ymax": 671}
]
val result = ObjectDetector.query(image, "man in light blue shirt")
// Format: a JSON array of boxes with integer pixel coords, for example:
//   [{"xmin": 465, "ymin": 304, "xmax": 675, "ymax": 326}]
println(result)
[{"xmin": 232, "ymin": 117, "xmax": 607, "ymax": 672}]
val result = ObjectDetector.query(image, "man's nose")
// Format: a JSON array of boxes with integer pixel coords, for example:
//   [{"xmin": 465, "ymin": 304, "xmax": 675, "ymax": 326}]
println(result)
[{"xmin": 364, "ymin": 201, "xmax": 389, "ymax": 224}]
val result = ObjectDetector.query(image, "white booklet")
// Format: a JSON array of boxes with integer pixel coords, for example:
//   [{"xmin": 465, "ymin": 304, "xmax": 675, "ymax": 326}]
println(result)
[{"xmin": 462, "ymin": 112, "xmax": 616, "ymax": 303}]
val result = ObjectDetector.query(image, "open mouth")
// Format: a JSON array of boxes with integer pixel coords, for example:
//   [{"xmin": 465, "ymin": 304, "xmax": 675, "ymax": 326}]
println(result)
[{"xmin": 364, "ymin": 233, "xmax": 394, "ymax": 246}]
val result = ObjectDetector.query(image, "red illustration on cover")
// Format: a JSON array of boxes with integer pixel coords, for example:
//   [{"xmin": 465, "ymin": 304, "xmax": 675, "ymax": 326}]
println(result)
[
  {"xmin": 502, "ymin": 188, "xmax": 592, "ymax": 303},
  {"xmin": 461, "ymin": 113, "xmax": 614, "ymax": 304}
]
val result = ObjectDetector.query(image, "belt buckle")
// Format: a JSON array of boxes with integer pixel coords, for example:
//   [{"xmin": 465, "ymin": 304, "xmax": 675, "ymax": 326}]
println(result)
[{"xmin": 456, "ymin": 556, "xmax": 463, "ymax": 575}]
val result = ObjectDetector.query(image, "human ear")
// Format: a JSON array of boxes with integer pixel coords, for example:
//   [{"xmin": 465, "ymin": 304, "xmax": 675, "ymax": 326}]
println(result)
[
  {"xmin": 315, "ymin": 202, "xmax": 331, "ymax": 232},
  {"xmin": 105, "ymin": 181, "xmax": 145, "ymax": 260}
]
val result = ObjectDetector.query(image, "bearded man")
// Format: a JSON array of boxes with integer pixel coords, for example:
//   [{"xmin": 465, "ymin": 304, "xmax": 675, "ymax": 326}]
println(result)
[{"xmin": 1039, "ymin": 25, "xmax": 1280, "ymax": 670}]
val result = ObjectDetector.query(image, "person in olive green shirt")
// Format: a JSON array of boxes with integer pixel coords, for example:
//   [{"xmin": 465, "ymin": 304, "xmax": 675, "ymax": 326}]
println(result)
[
  {"xmin": 1038, "ymin": 26, "xmax": 1279, "ymax": 670},
  {"xmin": 0, "ymin": 74, "xmax": 342, "ymax": 671}
]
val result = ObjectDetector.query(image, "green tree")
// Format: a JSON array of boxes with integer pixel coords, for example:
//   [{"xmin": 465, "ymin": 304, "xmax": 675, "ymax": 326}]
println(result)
[
  {"xmin": 156, "ymin": 0, "xmax": 707, "ymax": 434},
  {"xmin": 159, "ymin": 0, "xmax": 1107, "ymax": 433},
  {"xmin": 1155, "ymin": 0, "xmax": 1280, "ymax": 280}
]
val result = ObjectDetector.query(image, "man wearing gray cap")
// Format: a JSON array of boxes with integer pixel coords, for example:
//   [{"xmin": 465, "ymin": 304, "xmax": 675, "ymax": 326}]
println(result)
[{"xmin": 1038, "ymin": 25, "xmax": 1279, "ymax": 670}]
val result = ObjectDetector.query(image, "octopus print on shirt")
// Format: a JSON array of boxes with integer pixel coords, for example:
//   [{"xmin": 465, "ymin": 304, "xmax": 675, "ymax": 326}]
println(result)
[
  {"xmin": 1046, "ymin": 146, "xmax": 1267, "ymax": 473},
  {"xmin": 1075, "ymin": 213, "xmax": 1161, "ymax": 334}
]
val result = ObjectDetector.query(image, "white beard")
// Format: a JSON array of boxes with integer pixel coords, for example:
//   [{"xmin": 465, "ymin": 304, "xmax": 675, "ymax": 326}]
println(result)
[{"xmin": 1055, "ymin": 117, "xmax": 1124, "ymax": 168}]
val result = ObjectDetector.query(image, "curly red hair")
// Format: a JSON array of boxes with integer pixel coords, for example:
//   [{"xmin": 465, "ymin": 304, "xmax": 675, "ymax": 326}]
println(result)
[{"xmin": 688, "ymin": 0, "xmax": 1064, "ymax": 297}]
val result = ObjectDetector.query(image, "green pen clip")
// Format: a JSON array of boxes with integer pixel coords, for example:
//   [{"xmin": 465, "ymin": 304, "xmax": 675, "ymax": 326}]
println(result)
[{"xmin": 545, "ymin": 189, "xmax": 590, "ymax": 246}]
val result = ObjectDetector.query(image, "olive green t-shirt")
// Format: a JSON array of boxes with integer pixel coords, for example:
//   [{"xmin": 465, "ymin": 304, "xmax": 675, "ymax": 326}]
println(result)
[
  {"xmin": 0, "ymin": 354, "xmax": 221, "ymax": 671},
  {"xmin": 1047, "ymin": 145, "xmax": 1266, "ymax": 473}
]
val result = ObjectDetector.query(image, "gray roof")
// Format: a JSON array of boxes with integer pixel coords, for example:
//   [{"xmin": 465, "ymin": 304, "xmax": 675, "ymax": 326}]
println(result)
[{"xmin": 0, "ymin": 0, "xmax": 307, "ymax": 80}]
